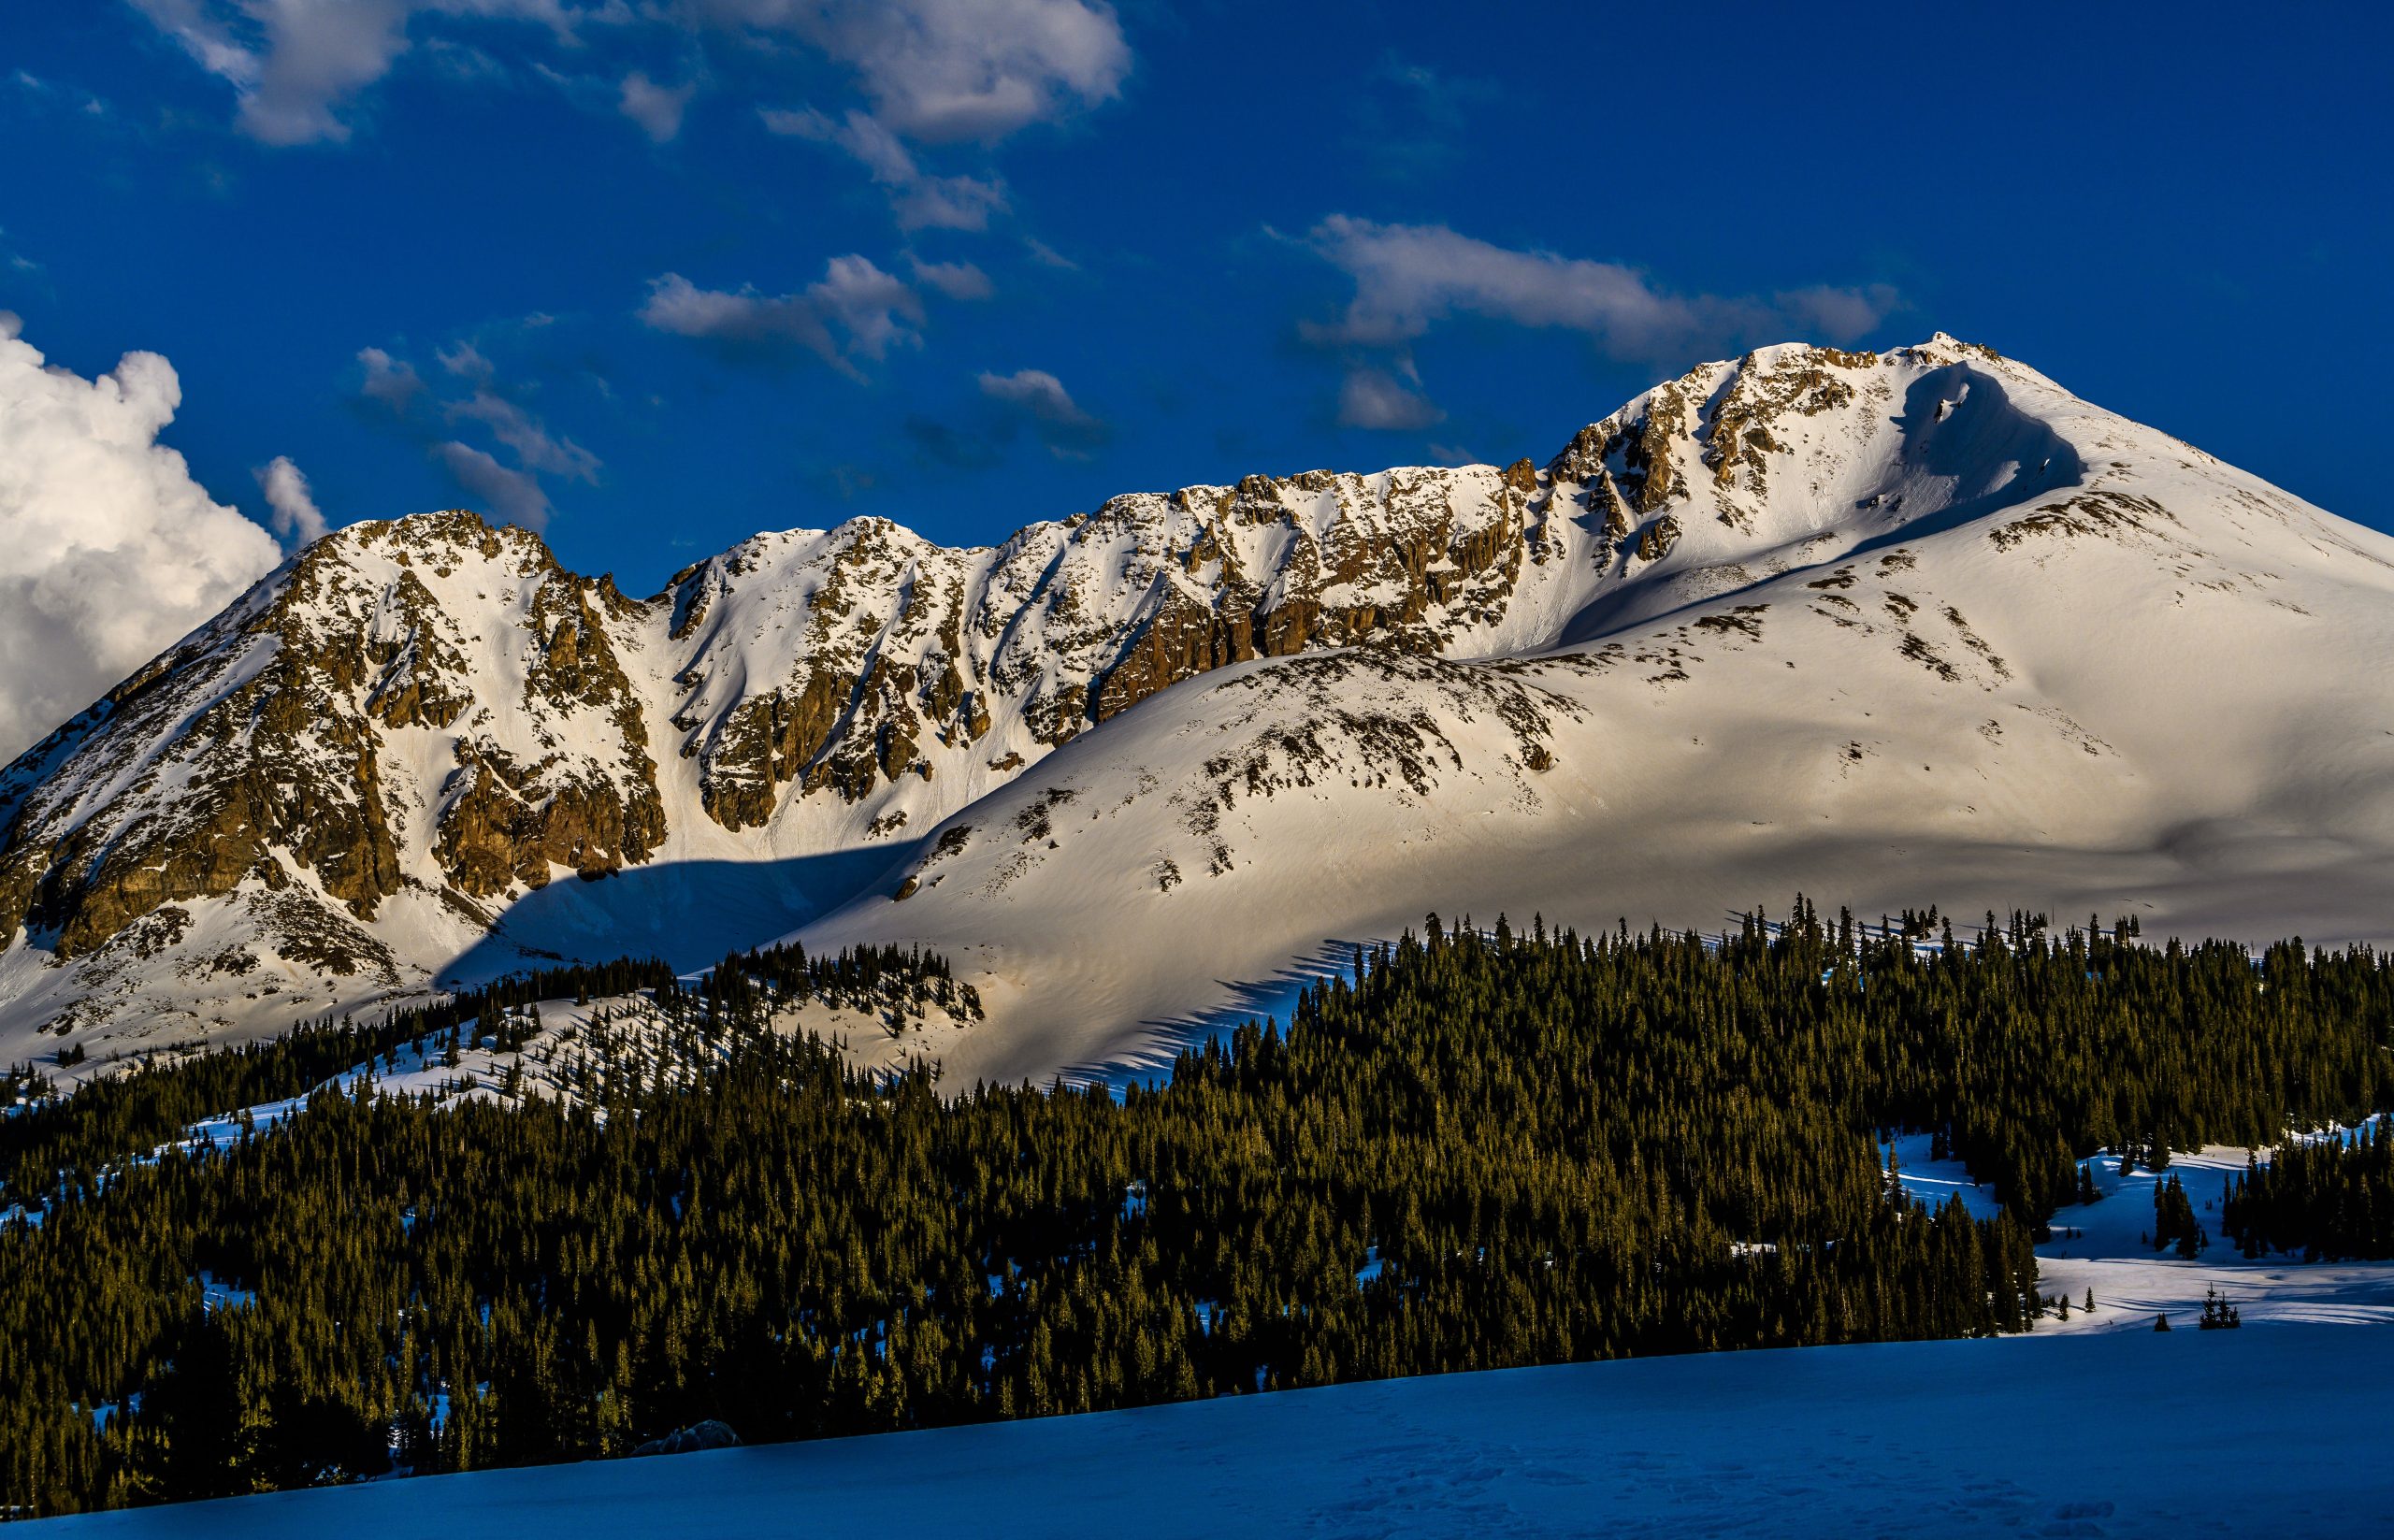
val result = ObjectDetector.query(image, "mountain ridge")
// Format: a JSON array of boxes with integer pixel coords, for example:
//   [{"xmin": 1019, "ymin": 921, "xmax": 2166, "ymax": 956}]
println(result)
[{"xmin": 7, "ymin": 333, "xmax": 2393, "ymax": 1075}]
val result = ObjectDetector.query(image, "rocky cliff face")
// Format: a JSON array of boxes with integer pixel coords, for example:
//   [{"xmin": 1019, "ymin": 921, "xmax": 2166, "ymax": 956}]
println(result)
[{"xmin": 657, "ymin": 454, "xmax": 1565, "ymax": 832}]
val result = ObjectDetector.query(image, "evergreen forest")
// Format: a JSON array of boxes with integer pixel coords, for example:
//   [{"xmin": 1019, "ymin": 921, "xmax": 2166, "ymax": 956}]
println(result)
[{"xmin": 2, "ymin": 902, "xmax": 2388, "ymax": 1518}]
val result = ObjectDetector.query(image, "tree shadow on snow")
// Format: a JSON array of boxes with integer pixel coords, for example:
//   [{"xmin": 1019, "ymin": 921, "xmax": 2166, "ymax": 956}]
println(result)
[{"xmin": 1055, "ymin": 939, "xmax": 1363, "ymax": 1093}]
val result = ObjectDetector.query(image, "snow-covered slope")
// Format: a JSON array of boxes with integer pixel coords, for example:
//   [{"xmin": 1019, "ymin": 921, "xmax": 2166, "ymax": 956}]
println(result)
[
  {"xmin": 8, "ymin": 335, "xmax": 2394, "ymax": 1077},
  {"xmin": 32, "ymin": 1325, "xmax": 2394, "ymax": 1537},
  {"xmin": 795, "ymin": 336, "xmax": 2394, "ymax": 1085},
  {"xmin": 0, "ymin": 440, "xmax": 1560, "ymax": 1062}
]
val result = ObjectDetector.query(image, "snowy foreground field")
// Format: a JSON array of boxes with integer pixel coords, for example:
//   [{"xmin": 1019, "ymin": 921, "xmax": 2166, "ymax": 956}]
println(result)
[{"xmin": 34, "ymin": 1325, "xmax": 2393, "ymax": 1538}]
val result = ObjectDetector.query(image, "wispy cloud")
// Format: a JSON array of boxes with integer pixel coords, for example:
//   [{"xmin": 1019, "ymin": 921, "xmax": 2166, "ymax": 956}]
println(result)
[
  {"xmin": 978, "ymin": 367, "xmax": 1108, "ymax": 456},
  {"xmin": 639, "ymin": 257, "xmax": 927, "ymax": 376},
  {"xmin": 1336, "ymin": 367, "xmax": 1443, "ymax": 432},
  {"xmin": 1023, "ymin": 237, "xmax": 1077, "ymax": 270},
  {"xmin": 909, "ymin": 256, "xmax": 994, "ymax": 301},
  {"xmin": 763, "ymin": 107, "xmax": 1009, "ymax": 231},
  {"xmin": 126, "ymin": 0, "xmax": 1129, "ymax": 152},
  {"xmin": 618, "ymin": 69, "xmax": 693, "ymax": 142},
  {"xmin": 446, "ymin": 390, "xmax": 599, "ymax": 481},
  {"xmin": 903, "ymin": 365, "xmax": 1109, "ymax": 471},
  {"xmin": 357, "ymin": 345, "xmax": 427, "ymax": 410},
  {"xmin": 1304, "ymin": 216, "xmax": 1899, "ymax": 357},
  {"xmin": 1295, "ymin": 216, "xmax": 1902, "ymax": 428},
  {"xmin": 1306, "ymin": 217, "xmax": 1681, "ymax": 355},
  {"xmin": 126, "ymin": 0, "xmax": 590, "ymax": 147},
  {"xmin": 354, "ymin": 335, "xmax": 596, "ymax": 530},
  {"xmin": 436, "ymin": 439, "xmax": 553, "ymax": 530}
]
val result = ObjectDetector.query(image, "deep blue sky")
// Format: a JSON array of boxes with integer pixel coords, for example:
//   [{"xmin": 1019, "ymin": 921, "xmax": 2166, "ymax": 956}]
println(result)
[{"xmin": 5, "ymin": 0, "xmax": 2388, "ymax": 593}]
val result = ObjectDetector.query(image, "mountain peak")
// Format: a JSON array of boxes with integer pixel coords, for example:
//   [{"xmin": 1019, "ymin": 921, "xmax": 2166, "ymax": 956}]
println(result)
[{"xmin": 7, "ymin": 342, "xmax": 2392, "ymax": 1074}]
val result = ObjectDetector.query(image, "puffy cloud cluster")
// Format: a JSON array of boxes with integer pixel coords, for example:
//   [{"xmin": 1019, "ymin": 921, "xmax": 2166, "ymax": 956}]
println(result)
[
  {"xmin": 1300, "ymin": 216, "xmax": 1901, "ymax": 431},
  {"xmin": 712, "ymin": 0, "xmax": 1128, "ymax": 143},
  {"xmin": 0, "ymin": 315, "xmax": 283, "ymax": 762}
]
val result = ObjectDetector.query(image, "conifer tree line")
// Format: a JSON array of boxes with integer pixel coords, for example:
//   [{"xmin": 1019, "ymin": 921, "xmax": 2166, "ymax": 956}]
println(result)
[
  {"xmin": 0, "ymin": 902, "xmax": 2387, "ymax": 1517},
  {"xmin": 0, "ymin": 943, "xmax": 972, "ymax": 1199},
  {"xmin": 2223, "ymin": 1118, "xmax": 2394, "ymax": 1259}
]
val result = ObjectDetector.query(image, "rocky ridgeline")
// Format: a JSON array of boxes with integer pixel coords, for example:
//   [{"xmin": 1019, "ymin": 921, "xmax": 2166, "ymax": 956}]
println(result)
[
  {"xmin": 662, "ymin": 455, "xmax": 1558, "ymax": 829},
  {"xmin": 1, "ymin": 339, "xmax": 2009, "ymax": 1029}
]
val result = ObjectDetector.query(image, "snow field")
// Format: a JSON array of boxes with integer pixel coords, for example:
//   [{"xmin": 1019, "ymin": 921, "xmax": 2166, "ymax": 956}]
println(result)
[{"xmin": 30, "ymin": 1325, "xmax": 2394, "ymax": 1538}]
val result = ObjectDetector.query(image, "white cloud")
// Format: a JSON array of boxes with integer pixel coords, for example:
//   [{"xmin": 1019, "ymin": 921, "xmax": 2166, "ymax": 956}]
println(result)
[
  {"xmin": 435, "ymin": 338, "xmax": 494, "ymax": 381},
  {"xmin": 640, "ymin": 257, "xmax": 924, "ymax": 376},
  {"xmin": 132, "ymin": 0, "xmax": 1126, "ymax": 152},
  {"xmin": 810, "ymin": 255, "xmax": 921, "ymax": 356},
  {"xmin": 127, "ymin": 0, "xmax": 595, "ymax": 145},
  {"xmin": 1777, "ymin": 282, "xmax": 1904, "ymax": 344},
  {"xmin": 1302, "ymin": 216, "xmax": 1900, "ymax": 361},
  {"xmin": 720, "ymin": 0, "xmax": 1128, "ymax": 144},
  {"xmin": 436, "ymin": 439, "xmax": 552, "ymax": 529},
  {"xmin": 1023, "ymin": 236, "xmax": 1076, "ymax": 270},
  {"xmin": 893, "ymin": 172, "xmax": 1007, "ymax": 232},
  {"xmin": 254, "ymin": 453, "xmax": 329, "ymax": 542},
  {"xmin": 0, "ymin": 315, "xmax": 282, "ymax": 762},
  {"xmin": 762, "ymin": 105, "xmax": 913, "ymax": 179},
  {"xmin": 1303, "ymin": 216, "xmax": 1700, "ymax": 357},
  {"xmin": 445, "ymin": 390, "xmax": 600, "ymax": 480},
  {"xmin": 1337, "ymin": 367, "xmax": 1443, "ymax": 431},
  {"xmin": 909, "ymin": 257, "xmax": 993, "ymax": 301},
  {"xmin": 764, "ymin": 106, "xmax": 1008, "ymax": 231},
  {"xmin": 978, "ymin": 366, "xmax": 1106, "ymax": 456},
  {"xmin": 618, "ymin": 69, "xmax": 693, "ymax": 142},
  {"xmin": 357, "ymin": 345, "xmax": 425, "ymax": 410}
]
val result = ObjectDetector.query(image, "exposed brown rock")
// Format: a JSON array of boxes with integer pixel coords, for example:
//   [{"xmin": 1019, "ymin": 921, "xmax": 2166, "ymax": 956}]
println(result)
[{"xmin": 1635, "ymin": 515, "xmax": 1683, "ymax": 563}]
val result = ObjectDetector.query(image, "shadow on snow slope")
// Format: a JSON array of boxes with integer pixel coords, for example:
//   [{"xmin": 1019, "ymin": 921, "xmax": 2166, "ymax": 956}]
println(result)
[
  {"xmin": 1553, "ymin": 363, "xmax": 2084, "ymax": 649},
  {"xmin": 437, "ymin": 843, "xmax": 918, "ymax": 988}
]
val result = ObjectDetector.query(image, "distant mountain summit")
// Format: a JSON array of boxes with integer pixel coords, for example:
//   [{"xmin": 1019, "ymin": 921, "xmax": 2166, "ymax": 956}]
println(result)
[{"xmin": 7, "ymin": 336, "xmax": 2394, "ymax": 1077}]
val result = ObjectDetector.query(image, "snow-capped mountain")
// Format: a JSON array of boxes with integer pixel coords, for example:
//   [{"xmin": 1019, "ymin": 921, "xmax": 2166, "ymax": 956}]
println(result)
[{"xmin": 7, "ymin": 335, "xmax": 2394, "ymax": 1077}]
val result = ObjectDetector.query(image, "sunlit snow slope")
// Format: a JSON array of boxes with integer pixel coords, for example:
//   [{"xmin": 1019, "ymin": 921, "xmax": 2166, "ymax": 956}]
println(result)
[{"xmin": 796, "ymin": 336, "xmax": 2394, "ymax": 1085}]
